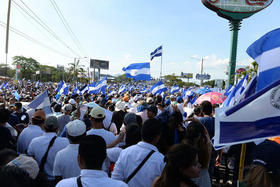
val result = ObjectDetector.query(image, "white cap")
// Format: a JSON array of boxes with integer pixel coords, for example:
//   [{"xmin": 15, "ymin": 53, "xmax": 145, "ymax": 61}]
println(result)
[
  {"xmin": 66, "ymin": 120, "xmax": 86, "ymax": 137},
  {"xmin": 115, "ymin": 101, "xmax": 125, "ymax": 111},
  {"xmin": 62, "ymin": 104, "xmax": 72, "ymax": 112},
  {"xmin": 7, "ymin": 155, "xmax": 39, "ymax": 179},
  {"xmin": 69, "ymin": 99, "xmax": 76, "ymax": 105}
]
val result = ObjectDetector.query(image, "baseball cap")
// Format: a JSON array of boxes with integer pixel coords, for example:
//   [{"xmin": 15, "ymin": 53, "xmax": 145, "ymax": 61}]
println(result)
[
  {"xmin": 89, "ymin": 107, "xmax": 105, "ymax": 119},
  {"xmin": 124, "ymin": 113, "xmax": 137, "ymax": 125},
  {"xmin": 62, "ymin": 104, "xmax": 72, "ymax": 112},
  {"xmin": 115, "ymin": 101, "xmax": 125, "ymax": 111},
  {"xmin": 69, "ymin": 99, "xmax": 76, "ymax": 105},
  {"xmin": 32, "ymin": 110, "xmax": 46, "ymax": 121},
  {"xmin": 44, "ymin": 116, "xmax": 58, "ymax": 130},
  {"xmin": 252, "ymin": 140, "xmax": 280, "ymax": 173},
  {"xmin": 7, "ymin": 155, "xmax": 39, "ymax": 179},
  {"xmin": 123, "ymin": 96, "xmax": 129, "ymax": 102},
  {"xmin": 66, "ymin": 120, "xmax": 86, "ymax": 137}
]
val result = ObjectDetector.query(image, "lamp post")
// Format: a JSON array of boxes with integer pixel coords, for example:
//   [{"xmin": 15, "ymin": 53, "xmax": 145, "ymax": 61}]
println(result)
[{"xmin": 191, "ymin": 56, "xmax": 207, "ymax": 86}]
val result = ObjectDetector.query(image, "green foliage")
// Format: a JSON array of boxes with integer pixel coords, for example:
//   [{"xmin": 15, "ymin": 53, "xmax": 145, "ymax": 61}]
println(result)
[
  {"xmin": 203, "ymin": 80, "xmax": 215, "ymax": 87},
  {"xmin": 67, "ymin": 60, "xmax": 86, "ymax": 83},
  {"xmin": 12, "ymin": 56, "xmax": 40, "ymax": 79},
  {"xmin": 0, "ymin": 64, "xmax": 15, "ymax": 78}
]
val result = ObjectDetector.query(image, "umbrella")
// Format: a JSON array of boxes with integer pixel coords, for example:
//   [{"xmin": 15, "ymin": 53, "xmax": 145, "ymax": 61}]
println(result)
[{"xmin": 195, "ymin": 92, "xmax": 226, "ymax": 105}]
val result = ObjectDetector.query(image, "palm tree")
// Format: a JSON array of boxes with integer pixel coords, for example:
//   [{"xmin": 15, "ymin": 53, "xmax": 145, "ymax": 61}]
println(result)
[{"xmin": 68, "ymin": 59, "xmax": 85, "ymax": 83}]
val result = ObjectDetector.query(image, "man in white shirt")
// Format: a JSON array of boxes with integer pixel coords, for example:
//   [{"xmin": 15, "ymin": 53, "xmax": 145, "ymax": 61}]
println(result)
[
  {"xmin": 57, "ymin": 104, "xmax": 72, "ymax": 135},
  {"xmin": 54, "ymin": 120, "xmax": 86, "ymax": 183},
  {"xmin": 112, "ymin": 118, "xmax": 165, "ymax": 187},
  {"xmin": 56, "ymin": 135, "xmax": 128, "ymax": 187},
  {"xmin": 86, "ymin": 107, "xmax": 116, "ymax": 146},
  {"xmin": 28, "ymin": 116, "xmax": 69, "ymax": 181},
  {"xmin": 17, "ymin": 110, "xmax": 45, "ymax": 154}
]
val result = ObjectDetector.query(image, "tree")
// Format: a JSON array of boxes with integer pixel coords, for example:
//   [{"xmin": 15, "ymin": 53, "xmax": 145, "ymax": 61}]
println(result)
[
  {"xmin": 12, "ymin": 56, "xmax": 40, "ymax": 80},
  {"xmin": 68, "ymin": 60, "xmax": 85, "ymax": 83},
  {"xmin": 0, "ymin": 64, "xmax": 16, "ymax": 78}
]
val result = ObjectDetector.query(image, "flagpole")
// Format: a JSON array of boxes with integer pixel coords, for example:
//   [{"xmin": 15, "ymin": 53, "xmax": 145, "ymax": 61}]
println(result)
[
  {"xmin": 238, "ymin": 144, "xmax": 246, "ymax": 184},
  {"xmin": 160, "ymin": 45, "xmax": 163, "ymax": 80}
]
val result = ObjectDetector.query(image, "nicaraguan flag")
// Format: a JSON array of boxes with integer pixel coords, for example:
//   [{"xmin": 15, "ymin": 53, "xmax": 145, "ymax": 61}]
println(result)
[
  {"xmin": 28, "ymin": 91, "xmax": 53, "ymax": 115},
  {"xmin": 118, "ymin": 84, "xmax": 127, "ymax": 94},
  {"xmin": 150, "ymin": 81, "xmax": 167, "ymax": 95},
  {"xmin": 170, "ymin": 85, "xmax": 180, "ymax": 94},
  {"xmin": 140, "ymin": 86, "xmax": 147, "ymax": 94},
  {"xmin": 122, "ymin": 63, "xmax": 151, "ymax": 81},
  {"xmin": 56, "ymin": 81, "xmax": 69, "ymax": 99},
  {"xmin": 222, "ymin": 74, "xmax": 248, "ymax": 107},
  {"xmin": 56, "ymin": 81, "xmax": 64, "ymax": 92},
  {"xmin": 73, "ymin": 86, "xmax": 80, "ymax": 95},
  {"xmin": 150, "ymin": 46, "xmax": 162, "ymax": 61},
  {"xmin": 3, "ymin": 82, "xmax": 9, "ymax": 89},
  {"xmin": 0, "ymin": 83, "xmax": 4, "ymax": 90},
  {"xmin": 89, "ymin": 77, "xmax": 107, "ymax": 94},
  {"xmin": 80, "ymin": 85, "xmax": 88, "ymax": 95},
  {"xmin": 224, "ymin": 85, "xmax": 234, "ymax": 97},
  {"xmin": 247, "ymin": 28, "xmax": 280, "ymax": 91},
  {"xmin": 214, "ymin": 78, "xmax": 280, "ymax": 147}
]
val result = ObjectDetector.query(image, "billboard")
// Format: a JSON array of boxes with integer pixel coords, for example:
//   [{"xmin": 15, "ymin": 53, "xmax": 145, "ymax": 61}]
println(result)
[
  {"xmin": 196, "ymin": 74, "xmax": 211, "ymax": 80},
  {"xmin": 90, "ymin": 59, "xmax": 109, "ymax": 70},
  {"xmin": 181, "ymin": 72, "xmax": 193, "ymax": 78}
]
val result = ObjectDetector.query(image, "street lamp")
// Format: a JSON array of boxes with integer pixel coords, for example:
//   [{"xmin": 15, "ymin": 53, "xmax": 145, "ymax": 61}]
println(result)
[{"xmin": 190, "ymin": 56, "xmax": 208, "ymax": 86}]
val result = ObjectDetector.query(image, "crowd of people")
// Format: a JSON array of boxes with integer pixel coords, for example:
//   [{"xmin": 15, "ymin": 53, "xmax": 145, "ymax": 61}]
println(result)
[{"xmin": 0, "ymin": 80, "xmax": 280, "ymax": 187}]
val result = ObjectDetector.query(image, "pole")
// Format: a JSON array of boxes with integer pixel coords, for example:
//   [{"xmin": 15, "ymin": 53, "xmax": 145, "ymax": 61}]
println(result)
[
  {"xmin": 200, "ymin": 58, "xmax": 204, "ymax": 86},
  {"xmin": 160, "ymin": 46, "xmax": 163, "ymax": 80},
  {"xmin": 228, "ymin": 20, "xmax": 242, "ymax": 87},
  {"xmin": 238, "ymin": 144, "xmax": 247, "ymax": 183}
]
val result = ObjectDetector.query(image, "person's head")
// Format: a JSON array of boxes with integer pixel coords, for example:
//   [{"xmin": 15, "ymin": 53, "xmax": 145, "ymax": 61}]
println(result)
[
  {"xmin": 53, "ymin": 104, "xmax": 62, "ymax": 113},
  {"xmin": 66, "ymin": 120, "xmax": 86, "ymax": 144},
  {"xmin": 154, "ymin": 144, "xmax": 201, "ymax": 187},
  {"xmin": 89, "ymin": 107, "xmax": 105, "ymax": 127},
  {"xmin": 7, "ymin": 155, "xmax": 39, "ymax": 180},
  {"xmin": 42, "ymin": 116, "xmax": 58, "ymax": 133},
  {"xmin": 124, "ymin": 113, "xmax": 137, "ymax": 126},
  {"xmin": 193, "ymin": 106, "xmax": 203, "ymax": 117},
  {"xmin": 0, "ymin": 149, "xmax": 17, "ymax": 166},
  {"xmin": 124, "ymin": 124, "xmax": 141, "ymax": 148},
  {"xmin": 141, "ymin": 118, "xmax": 161, "ymax": 145},
  {"xmin": 0, "ymin": 108, "xmax": 10, "ymax": 125},
  {"xmin": 169, "ymin": 111, "xmax": 183, "ymax": 129},
  {"xmin": 78, "ymin": 135, "xmax": 106, "ymax": 170},
  {"xmin": 147, "ymin": 105, "xmax": 158, "ymax": 119},
  {"xmin": 245, "ymin": 140, "xmax": 280, "ymax": 187},
  {"xmin": 62, "ymin": 104, "xmax": 72, "ymax": 115},
  {"xmin": 183, "ymin": 119, "xmax": 211, "ymax": 169},
  {"xmin": 31, "ymin": 110, "xmax": 46, "ymax": 126},
  {"xmin": 14, "ymin": 102, "xmax": 22, "ymax": 112},
  {"xmin": 200, "ymin": 101, "xmax": 213, "ymax": 116},
  {"xmin": 0, "ymin": 166, "xmax": 34, "ymax": 187}
]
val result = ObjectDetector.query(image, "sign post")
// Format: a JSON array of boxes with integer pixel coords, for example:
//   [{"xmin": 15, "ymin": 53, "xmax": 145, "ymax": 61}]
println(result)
[{"xmin": 202, "ymin": 0, "xmax": 273, "ymax": 86}]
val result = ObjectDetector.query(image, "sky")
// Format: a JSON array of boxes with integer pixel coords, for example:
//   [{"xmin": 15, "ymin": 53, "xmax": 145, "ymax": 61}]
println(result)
[{"xmin": 0, "ymin": 0, "xmax": 279, "ymax": 84}]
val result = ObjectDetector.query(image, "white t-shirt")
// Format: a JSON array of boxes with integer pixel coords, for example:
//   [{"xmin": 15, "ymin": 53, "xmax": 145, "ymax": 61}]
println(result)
[{"xmin": 86, "ymin": 129, "xmax": 116, "ymax": 145}]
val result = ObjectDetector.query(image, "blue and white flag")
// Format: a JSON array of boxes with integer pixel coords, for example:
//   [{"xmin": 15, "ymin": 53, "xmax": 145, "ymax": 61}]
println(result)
[
  {"xmin": 128, "ymin": 85, "xmax": 135, "ymax": 92},
  {"xmin": 13, "ymin": 90, "xmax": 20, "ymax": 101},
  {"xmin": 122, "ymin": 63, "xmax": 151, "ymax": 81},
  {"xmin": 118, "ymin": 84, "xmax": 127, "ymax": 94},
  {"xmin": 88, "ymin": 77, "xmax": 107, "ymax": 94},
  {"xmin": 73, "ymin": 86, "xmax": 80, "ymax": 95},
  {"xmin": 56, "ymin": 81, "xmax": 64, "ymax": 92},
  {"xmin": 35, "ymin": 81, "xmax": 39, "ymax": 88},
  {"xmin": 3, "ymin": 82, "xmax": 9, "ymax": 89},
  {"xmin": 28, "ymin": 91, "xmax": 53, "ymax": 116},
  {"xmin": 224, "ymin": 85, "xmax": 234, "ymax": 97},
  {"xmin": 222, "ymin": 74, "xmax": 249, "ymax": 107},
  {"xmin": 247, "ymin": 28, "xmax": 280, "ymax": 91},
  {"xmin": 80, "ymin": 85, "xmax": 88, "ymax": 95},
  {"xmin": 56, "ymin": 81, "xmax": 69, "ymax": 99},
  {"xmin": 170, "ymin": 85, "xmax": 180, "ymax": 94},
  {"xmin": 140, "ymin": 86, "xmax": 147, "ymax": 94},
  {"xmin": 0, "ymin": 83, "xmax": 4, "ymax": 90},
  {"xmin": 150, "ymin": 81, "xmax": 167, "ymax": 95},
  {"xmin": 150, "ymin": 46, "xmax": 162, "ymax": 61},
  {"xmin": 214, "ymin": 78, "xmax": 280, "ymax": 147}
]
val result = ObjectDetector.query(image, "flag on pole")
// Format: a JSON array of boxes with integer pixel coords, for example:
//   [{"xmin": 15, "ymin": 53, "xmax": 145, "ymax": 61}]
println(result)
[
  {"xmin": 247, "ymin": 28, "xmax": 280, "ymax": 91},
  {"xmin": 56, "ymin": 81, "xmax": 69, "ymax": 99},
  {"xmin": 13, "ymin": 90, "xmax": 20, "ymax": 101},
  {"xmin": 214, "ymin": 78, "xmax": 280, "ymax": 147},
  {"xmin": 150, "ymin": 81, "xmax": 167, "ymax": 95},
  {"xmin": 118, "ymin": 84, "xmax": 127, "ymax": 94},
  {"xmin": 122, "ymin": 63, "xmax": 151, "ymax": 81},
  {"xmin": 28, "ymin": 90, "xmax": 53, "ymax": 116},
  {"xmin": 88, "ymin": 77, "xmax": 107, "ymax": 94},
  {"xmin": 150, "ymin": 46, "xmax": 162, "ymax": 61},
  {"xmin": 170, "ymin": 85, "xmax": 180, "ymax": 94}
]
